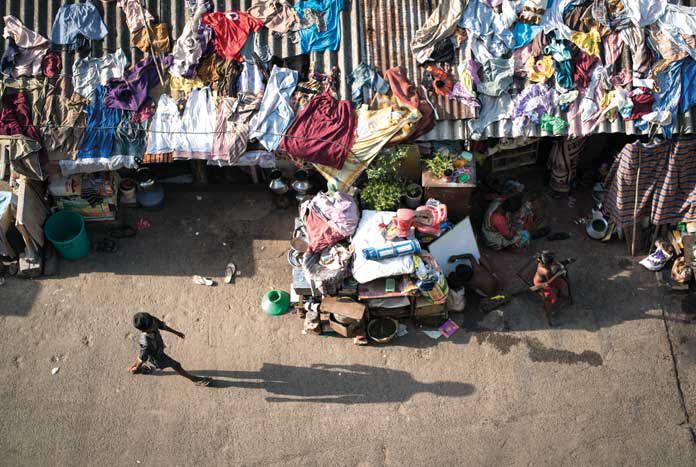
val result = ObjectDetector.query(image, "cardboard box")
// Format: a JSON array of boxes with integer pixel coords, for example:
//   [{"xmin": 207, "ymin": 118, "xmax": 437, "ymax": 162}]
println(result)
[
  {"xmin": 321, "ymin": 296, "xmax": 366, "ymax": 320},
  {"xmin": 329, "ymin": 313, "xmax": 363, "ymax": 337},
  {"xmin": 413, "ymin": 302, "xmax": 446, "ymax": 317}
]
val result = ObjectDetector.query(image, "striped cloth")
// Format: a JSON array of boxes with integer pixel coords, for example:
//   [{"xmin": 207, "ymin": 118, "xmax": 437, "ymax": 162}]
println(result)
[
  {"xmin": 604, "ymin": 137, "xmax": 696, "ymax": 227},
  {"xmin": 548, "ymin": 136, "xmax": 587, "ymax": 193}
]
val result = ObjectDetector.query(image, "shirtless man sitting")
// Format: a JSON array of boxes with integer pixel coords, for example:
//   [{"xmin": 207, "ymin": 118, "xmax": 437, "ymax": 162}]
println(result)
[{"xmin": 533, "ymin": 250, "xmax": 570, "ymax": 326}]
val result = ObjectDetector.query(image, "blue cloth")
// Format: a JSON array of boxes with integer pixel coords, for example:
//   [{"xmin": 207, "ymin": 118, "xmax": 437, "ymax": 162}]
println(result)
[
  {"xmin": 512, "ymin": 22, "xmax": 542, "ymax": 50},
  {"xmin": 638, "ymin": 60, "xmax": 682, "ymax": 138},
  {"xmin": 347, "ymin": 63, "xmax": 389, "ymax": 106},
  {"xmin": 459, "ymin": 0, "xmax": 514, "ymax": 57},
  {"xmin": 294, "ymin": 0, "xmax": 344, "ymax": 53},
  {"xmin": 51, "ymin": 0, "xmax": 108, "ymax": 45},
  {"xmin": 78, "ymin": 86, "xmax": 121, "ymax": 161},
  {"xmin": 680, "ymin": 58, "xmax": 696, "ymax": 114},
  {"xmin": 0, "ymin": 38, "xmax": 19, "ymax": 77}
]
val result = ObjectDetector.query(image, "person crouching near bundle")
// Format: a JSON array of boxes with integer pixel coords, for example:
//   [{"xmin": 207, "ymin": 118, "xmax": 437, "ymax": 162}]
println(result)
[{"xmin": 533, "ymin": 251, "xmax": 569, "ymax": 326}]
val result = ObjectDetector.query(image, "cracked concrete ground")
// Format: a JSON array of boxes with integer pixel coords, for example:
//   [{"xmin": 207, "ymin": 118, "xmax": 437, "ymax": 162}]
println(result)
[{"xmin": 1, "ymin": 189, "xmax": 695, "ymax": 466}]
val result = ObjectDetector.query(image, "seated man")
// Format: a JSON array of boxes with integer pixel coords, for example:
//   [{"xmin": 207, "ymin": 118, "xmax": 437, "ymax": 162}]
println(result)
[
  {"xmin": 533, "ymin": 250, "xmax": 569, "ymax": 326},
  {"xmin": 481, "ymin": 195, "xmax": 537, "ymax": 250}
]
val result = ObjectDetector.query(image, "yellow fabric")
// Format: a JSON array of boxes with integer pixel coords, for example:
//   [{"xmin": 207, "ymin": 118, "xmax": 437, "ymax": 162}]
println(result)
[
  {"xmin": 525, "ymin": 55, "xmax": 555, "ymax": 83},
  {"xmin": 169, "ymin": 75, "xmax": 205, "ymax": 96},
  {"xmin": 314, "ymin": 97, "xmax": 421, "ymax": 192},
  {"xmin": 456, "ymin": 62, "xmax": 476, "ymax": 97},
  {"xmin": 569, "ymin": 27, "xmax": 601, "ymax": 57}
]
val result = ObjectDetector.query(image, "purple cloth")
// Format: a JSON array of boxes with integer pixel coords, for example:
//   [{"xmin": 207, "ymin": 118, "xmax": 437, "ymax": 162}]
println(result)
[
  {"xmin": 104, "ymin": 55, "xmax": 172, "ymax": 111},
  {"xmin": 513, "ymin": 83, "xmax": 555, "ymax": 124}
]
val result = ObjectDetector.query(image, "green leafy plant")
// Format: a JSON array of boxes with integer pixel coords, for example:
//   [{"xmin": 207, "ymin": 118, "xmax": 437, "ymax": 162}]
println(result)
[
  {"xmin": 425, "ymin": 150, "xmax": 454, "ymax": 178},
  {"xmin": 360, "ymin": 179, "xmax": 405, "ymax": 211},
  {"xmin": 406, "ymin": 182, "xmax": 422, "ymax": 198},
  {"xmin": 365, "ymin": 145, "xmax": 409, "ymax": 182}
]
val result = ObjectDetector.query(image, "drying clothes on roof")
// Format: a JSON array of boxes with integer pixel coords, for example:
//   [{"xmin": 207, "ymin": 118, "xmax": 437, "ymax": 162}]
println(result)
[
  {"xmin": 384, "ymin": 67, "xmax": 435, "ymax": 140},
  {"xmin": 593, "ymin": 0, "xmax": 631, "ymax": 31},
  {"xmin": 104, "ymin": 56, "xmax": 171, "ymax": 111},
  {"xmin": 540, "ymin": 113, "xmax": 568, "ymax": 134},
  {"xmin": 132, "ymin": 23, "xmax": 171, "ymax": 54},
  {"xmin": 72, "ymin": 49, "xmax": 129, "ymax": 99},
  {"xmin": 170, "ymin": 0, "xmax": 211, "ymax": 77},
  {"xmin": 0, "ymin": 39, "xmax": 19, "ymax": 78},
  {"xmin": 649, "ymin": 27, "xmax": 695, "ymax": 76},
  {"xmin": 249, "ymin": 66, "xmax": 299, "ymax": 151},
  {"xmin": 313, "ymin": 99, "xmax": 420, "ymax": 192},
  {"xmin": 620, "ymin": 26, "xmax": 651, "ymax": 80},
  {"xmin": 0, "ymin": 91, "xmax": 44, "ymax": 179},
  {"xmin": 477, "ymin": 57, "xmax": 514, "ymax": 96},
  {"xmin": 62, "ymin": 86, "xmax": 134, "ymax": 176},
  {"xmin": 626, "ymin": 88, "xmax": 654, "ymax": 120},
  {"xmin": 572, "ymin": 51, "xmax": 598, "ymax": 90},
  {"xmin": 238, "ymin": 61, "xmax": 266, "ymax": 95},
  {"xmin": 112, "ymin": 112, "xmax": 147, "ymax": 161},
  {"xmin": 117, "ymin": 0, "xmax": 154, "ymax": 33},
  {"xmin": 519, "ymin": 0, "xmax": 547, "ymax": 25},
  {"xmin": 656, "ymin": 4, "xmax": 696, "ymax": 61},
  {"xmin": 602, "ymin": 31, "xmax": 624, "ymax": 69},
  {"xmin": 680, "ymin": 58, "xmax": 696, "ymax": 115},
  {"xmin": 426, "ymin": 65, "xmax": 454, "ymax": 97},
  {"xmin": 541, "ymin": 0, "xmax": 574, "ymax": 41},
  {"xmin": 0, "ymin": 136, "xmax": 43, "ymax": 181},
  {"xmin": 548, "ymin": 136, "xmax": 587, "ymax": 193},
  {"xmin": 2, "ymin": 16, "xmax": 50, "ymax": 78},
  {"xmin": 248, "ymin": 0, "xmax": 300, "ymax": 34},
  {"xmin": 426, "ymin": 38, "xmax": 456, "ymax": 63},
  {"xmin": 604, "ymin": 137, "xmax": 696, "ymax": 228},
  {"xmin": 269, "ymin": 54, "xmax": 312, "ymax": 82},
  {"xmin": 293, "ymin": 0, "xmax": 344, "ymax": 53},
  {"xmin": 468, "ymin": 93, "xmax": 515, "ymax": 140},
  {"xmin": 169, "ymin": 75, "xmax": 206, "ymax": 97},
  {"xmin": 459, "ymin": 0, "xmax": 515, "ymax": 57},
  {"xmin": 211, "ymin": 94, "xmax": 262, "ymax": 163},
  {"xmin": 280, "ymin": 92, "xmax": 356, "ymax": 169},
  {"xmin": 347, "ymin": 63, "xmax": 389, "ymax": 107},
  {"xmin": 623, "ymin": 0, "xmax": 667, "ymax": 28},
  {"xmin": 41, "ymin": 79, "xmax": 89, "ymax": 162},
  {"xmin": 512, "ymin": 83, "xmax": 555, "ymax": 135},
  {"xmin": 174, "ymin": 87, "xmax": 217, "ymax": 160},
  {"xmin": 201, "ymin": 11, "xmax": 265, "ymax": 61},
  {"xmin": 146, "ymin": 94, "xmax": 183, "ymax": 155},
  {"xmin": 564, "ymin": 1, "xmax": 602, "ymax": 34},
  {"xmin": 525, "ymin": 55, "xmax": 555, "ymax": 83},
  {"xmin": 599, "ymin": 88, "xmax": 633, "ymax": 122},
  {"xmin": 51, "ymin": 0, "xmax": 108, "ymax": 46},
  {"xmin": 133, "ymin": 98, "xmax": 156, "ymax": 124},
  {"xmin": 569, "ymin": 27, "xmax": 601, "ymax": 57},
  {"xmin": 411, "ymin": 0, "xmax": 465, "ymax": 64},
  {"xmin": 557, "ymin": 89, "xmax": 579, "ymax": 111},
  {"xmin": 644, "ymin": 60, "xmax": 683, "ymax": 138},
  {"xmin": 41, "ymin": 52, "xmax": 62, "ymax": 78}
]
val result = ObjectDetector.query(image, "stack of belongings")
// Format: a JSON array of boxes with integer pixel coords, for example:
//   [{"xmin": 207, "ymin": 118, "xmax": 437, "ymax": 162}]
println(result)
[{"xmin": 48, "ymin": 172, "xmax": 119, "ymax": 222}]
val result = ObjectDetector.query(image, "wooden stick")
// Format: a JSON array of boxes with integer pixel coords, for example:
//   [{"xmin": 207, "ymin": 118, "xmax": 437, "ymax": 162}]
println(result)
[
  {"xmin": 138, "ymin": 0, "xmax": 165, "ymax": 87},
  {"xmin": 631, "ymin": 148, "xmax": 642, "ymax": 256}
]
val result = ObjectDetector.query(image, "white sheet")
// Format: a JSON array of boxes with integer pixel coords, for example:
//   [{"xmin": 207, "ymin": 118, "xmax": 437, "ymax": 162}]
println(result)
[{"xmin": 351, "ymin": 210, "xmax": 415, "ymax": 284}]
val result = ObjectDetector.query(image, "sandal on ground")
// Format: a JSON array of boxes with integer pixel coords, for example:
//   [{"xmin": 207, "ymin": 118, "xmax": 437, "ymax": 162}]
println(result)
[{"xmin": 195, "ymin": 377, "xmax": 212, "ymax": 387}]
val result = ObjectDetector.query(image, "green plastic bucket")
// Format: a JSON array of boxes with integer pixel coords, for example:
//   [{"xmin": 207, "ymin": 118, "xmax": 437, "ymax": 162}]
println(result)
[{"xmin": 44, "ymin": 211, "xmax": 89, "ymax": 260}]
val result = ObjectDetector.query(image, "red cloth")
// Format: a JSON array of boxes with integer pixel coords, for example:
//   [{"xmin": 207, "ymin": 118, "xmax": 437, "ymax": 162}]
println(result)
[
  {"xmin": 543, "ymin": 277, "xmax": 567, "ymax": 305},
  {"xmin": 201, "ymin": 11, "xmax": 264, "ymax": 61},
  {"xmin": 572, "ymin": 51, "xmax": 598, "ymax": 90},
  {"xmin": 0, "ymin": 92, "xmax": 41, "ymax": 142},
  {"xmin": 426, "ymin": 65, "xmax": 454, "ymax": 96},
  {"xmin": 305, "ymin": 208, "xmax": 344, "ymax": 253},
  {"xmin": 626, "ymin": 89, "xmax": 655, "ymax": 121},
  {"xmin": 384, "ymin": 66, "xmax": 435, "ymax": 140},
  {"xmin": 280, "ymin": 92, "xmax": 356, "ymax": 169},
  {"xmin": 489, "ymin": 212, "xmax": 512, "ymax": 237},
  {"xmin": 41, "ymin": 51, "xmax": 62, "ymax": 78}
]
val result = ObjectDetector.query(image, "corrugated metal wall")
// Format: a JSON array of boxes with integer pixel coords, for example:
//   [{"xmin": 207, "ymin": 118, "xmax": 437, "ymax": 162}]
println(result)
[{"xmin": 1, "ymin": 0, "xmax": 361, "ymax": 101}]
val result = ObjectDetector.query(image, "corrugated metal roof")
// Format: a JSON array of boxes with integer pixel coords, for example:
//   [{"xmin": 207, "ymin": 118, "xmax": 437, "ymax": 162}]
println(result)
[
  {"xmin": 359, "ymin": 0, "xmax": 473, "ymax": 120},
  {"xmin": 1, "ymin": 0, "xmax": 360, "ymax": 101}
]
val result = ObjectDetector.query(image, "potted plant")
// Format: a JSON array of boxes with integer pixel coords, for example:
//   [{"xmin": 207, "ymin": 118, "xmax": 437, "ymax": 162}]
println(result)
[
  {"xmin": 404, "ymin": 182, "xmax": 423, "ymax": 209},
  {"xmin": 360, "ymin": 179, "xmax": 405, "ymax": 211},
  {"xmin": 425, "ymin": 150, "xmax": 454, "ymax": 179}
]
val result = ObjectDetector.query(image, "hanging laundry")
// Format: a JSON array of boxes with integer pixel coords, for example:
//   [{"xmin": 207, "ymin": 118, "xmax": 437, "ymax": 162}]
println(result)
[
  {"xmin": 456, "ymin": 60, "xmax": 480, "ymax": 97},
  {"xmin": 602, "ymin": 31, "xmax": 624, "ymax": 70},
  {"xmin": 0, "ymin": 39, "xmax": 19, "ymax": 78},
  {"xmin": 170, "ymin": 75, "xmax": 206, "ymax": 97},
  {"xmin": 411, "ymin": 0, "xmax": 465, "ymax": 64},
  {"xmin": 599, "ymin": 89, "xmax": 633, "ymax": 122},
  {"xmin": 540, "ymin": 114, "xmax": 568, "ymax": 134},
  {"xmin": 132, "ymin": 23, "xmax": 171, "ymax": 54},
  {"xmin": 572, "ymin": 51, "xmax": 598, "ymax": 90},
  {"xmin": 41, "ymin": 52, "xmax": 62, "ymax": 78},
  {"xmin": 458, "ymin": 0, "xmax": 515, "ymax": 58},
  {"xmin": 249, "ymin": 66, "xmax": 299, "ymax": 151},
  {"xmin": 211, "ymin": 94, "xmax": 261, "ymax": 163},
  {"xmin": 174, "ymin": 87, "xmax": 217, "ymax": 160},
  {"xmin": 347, "ymin": 63, "xmax": 389, "ymax": 107},
  {"xmin": 201, "ymin": 11, "xmax": 265, "ymax": 62},
  {"xmin": 294, "ymin": 0, "xmax": 344, "ymax": 53},
  {"xmin": 62, "ymin": 86, "xmax": 130, "ymax": 176},
  {"xmin": 41, "ymin": 79, "xmax": 89, "ymax": 162},
  {"xmin": 0, "ymin": 136, "xmax": 43, "ymax": 181},
  {"xmin": 513, "ymin": 43, "xmax": 534, "ymax": 77},
  {"xmin": 280, "ymin": 93, "xmax": 356, "ymax": 169},
  {"xmin": 518, "ymin": 0, "xmax": 547, "ymax": 25},
  {"xmin": 542, "ymin": 0, "xmax": 575, "ymax": 41},
  {"xmin": 133, "ymin": 98, "xmax": 157, "ymax": 124},
  {"xmin": 0, "ymin": 91, "xmax": 43, "ymax": 145},
  {"xmin": 477, "ymin": 57, "xmax": 514, "ymax": 96},
  {"xmin": 642, "ymin": 60, "xmax": 682, "ymax": 138},
  {"xmin": 112, "ymin": 112, "xmax": 147, "ymax": 162},
  {"xmin": 51, "ymin": 0, "xmax": 108, "ymax": 46},
  {"xmin": 313, "ymin": 100, "xmax": 421, "ymax": 192},
  {"xmin": 649, "ymin": 27, "xmax": 696, "ymax": 76},
  {"xmin": 248, "ymin": 0, "xmax": 300, "ymax": 34},
  {"xmin": 384, "ymin": 67, "xmax": 435, "ymax": 140},
  {"xmin": 117, "ymin": 0, "xmax": 154, "ymax": 33},
  {"xmin": 525, "ymin": 55, "xmax": 555, "ymax": 83},
  {"xmin": 512, "ymin": 83, "xmax": 555, "ymax": 135},
  {"xmin": 680, "ymin": 58, "xmax": 696, "ymax": 114},
  {"xmin": 557, "ymin": 89, "xmax": 579, "ymax": 111},
  {"xmin": 625, "ymin": 88, "xmax": 654, "ymax": 121},
  {"xmin": 623, "ymin": 0, "xmax": 667, "ymax": 28},
  {"xmin": 620, "ymin": 26, "xmax": 652, "ymax": 81},
  {"xmin": 656, "ymin": 4, "xmax": 696, "ymax": 61},
  {"xmin": 72, "ymin": 49, "xmax": 129, "ymax": 99},
  {"xmin": 592, "ymin": 0, "xmax": 632, "ymax": 31},
  {"xmin": 2, "ymin": 16, "xmax": 50, "ymax": 78},
  {"xmin": 448, "ymin": 83, "xmax": 480, "ymax": 109},
  {"xmin": 105, "ymin": 56, "xmax": 171, "ymax": 111},
  {"xmin": 548, "ymin": 136, "xmax": 587, "ymax": 194},
  {"xmin": 238, "ymin": 61, "xmax": 266, "ymax": 96},
  {"xmin": 426, "ymin": 38, "xmax": 456, "ymax": 63},
  {"xmin": 468, "ymin": 93, "xmax": 515, "ymax": 140},
  {"xmin": 171, "ymin": 0, "xmax": 213, "ymax": 78},
  {"xmin": 146, "ymin": 94, "xmax": 183, "ymax": 155},
  {"xmin": 269, "ymin": 54, "xmax": 312, "ymax": 82},
  {"xmin": 569, "ymin": 27, "xmax": 601, "ymax": 58},
  {"xmin": 426, "ymin": 65, "xmax": 455, "ymax": 97}
]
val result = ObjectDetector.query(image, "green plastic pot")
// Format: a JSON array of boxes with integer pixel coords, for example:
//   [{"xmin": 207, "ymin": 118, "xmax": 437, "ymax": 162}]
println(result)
[{"xmin": 262, "ymin": 290, "xmax": 291, "ymax": 316}]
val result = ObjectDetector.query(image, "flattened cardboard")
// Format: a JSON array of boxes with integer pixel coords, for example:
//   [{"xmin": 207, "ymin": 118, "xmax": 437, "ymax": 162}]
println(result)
[{"xmin": 321, "ymin": 296, "xmax": 366, "ymax": 320}]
